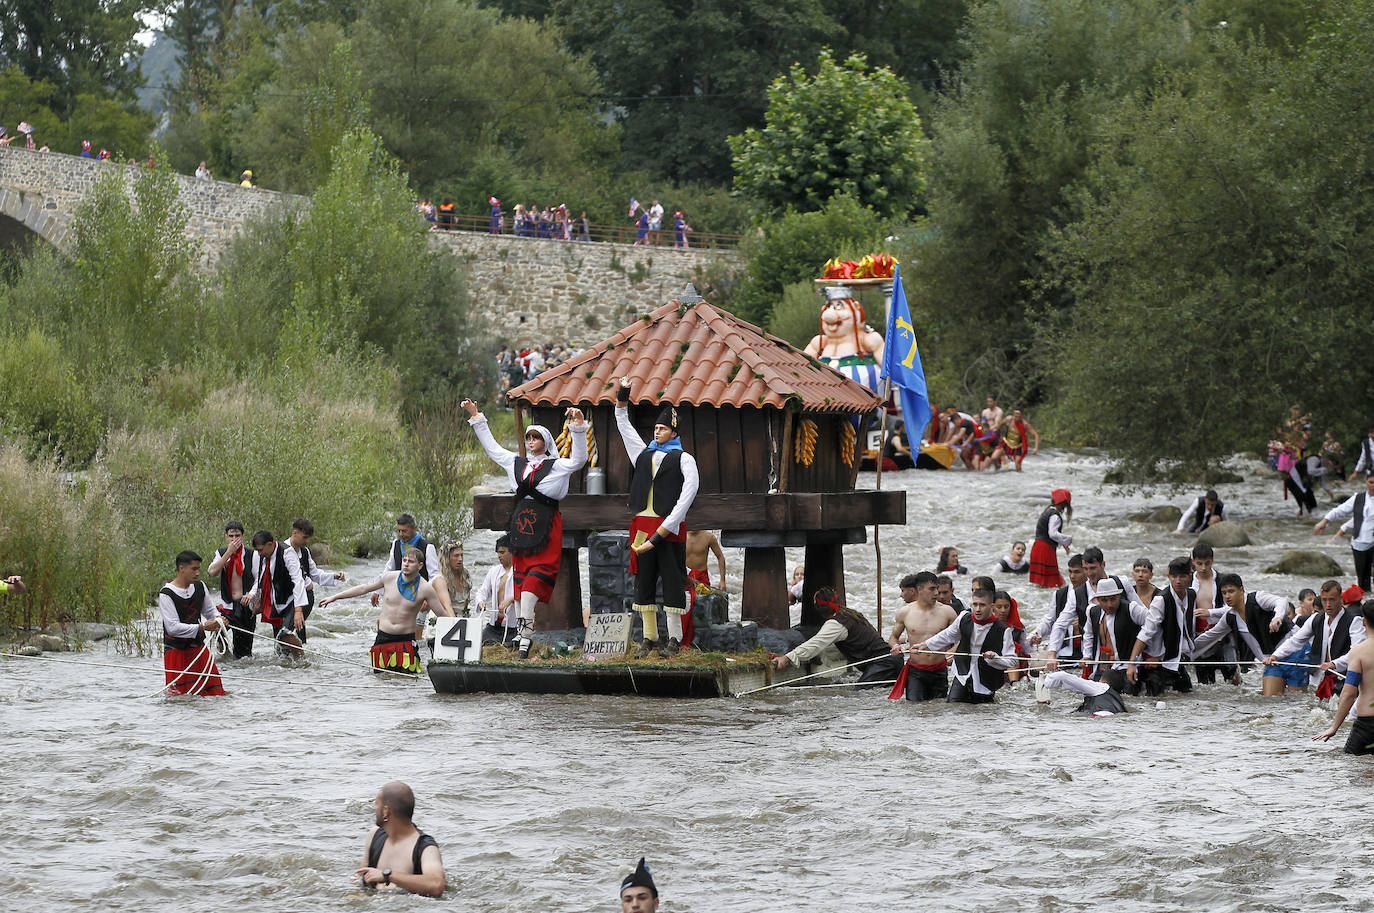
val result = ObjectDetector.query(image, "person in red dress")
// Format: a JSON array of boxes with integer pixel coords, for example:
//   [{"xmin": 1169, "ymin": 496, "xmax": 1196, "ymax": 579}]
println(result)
[{"xmin": 1029, "ymin": 489, "xmax": 1073, "ymax": 588}]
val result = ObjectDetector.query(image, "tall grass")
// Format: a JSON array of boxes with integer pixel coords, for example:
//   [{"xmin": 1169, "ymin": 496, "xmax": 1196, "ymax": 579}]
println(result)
[{"xmin": 0, "ymin": 445, "xmax": 146, "ymax": 631}]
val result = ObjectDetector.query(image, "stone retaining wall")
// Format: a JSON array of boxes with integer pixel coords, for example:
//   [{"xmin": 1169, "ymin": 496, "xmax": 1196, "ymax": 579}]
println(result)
[{"xmin": 429, "ymin": 231, "xmax": 741, "ymax": 349}]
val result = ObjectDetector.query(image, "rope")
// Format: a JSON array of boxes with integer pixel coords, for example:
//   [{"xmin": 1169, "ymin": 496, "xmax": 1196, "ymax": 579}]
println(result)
[
  {"xmin": 735, "ymin": 653, "xmax": 892, "ymax": 696},
  {"xmin": 0, "ymin": 650, "xmax": 424, "ymax": 691},
  {"xmin": 222, "ymin": 622, "xmax": 402, "ymax": 675}
]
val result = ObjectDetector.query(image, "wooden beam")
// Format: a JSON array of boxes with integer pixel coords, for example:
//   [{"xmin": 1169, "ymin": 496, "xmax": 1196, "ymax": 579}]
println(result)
[
  {"xmin": 741, "ymin": 547, "xmax": 789, "ymax": 628},
  {"xmin": 778, "ymin": 406, "xmax": 795, "ymax": 493},
  {"xmin": 472, "ymin": 491, "xmax": 906, "ymax": 532}
]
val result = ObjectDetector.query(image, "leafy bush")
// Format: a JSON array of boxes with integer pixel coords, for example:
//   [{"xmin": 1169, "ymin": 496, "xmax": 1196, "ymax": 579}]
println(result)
[{"xmin": 0, "ymin": 328, "xmax": 104, "ymax": 465}]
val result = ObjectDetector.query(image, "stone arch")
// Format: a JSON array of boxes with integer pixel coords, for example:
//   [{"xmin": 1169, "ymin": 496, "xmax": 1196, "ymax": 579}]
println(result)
[{"xmin": 0, "ymin": 185, "xmax": 70, "ymax": 254}]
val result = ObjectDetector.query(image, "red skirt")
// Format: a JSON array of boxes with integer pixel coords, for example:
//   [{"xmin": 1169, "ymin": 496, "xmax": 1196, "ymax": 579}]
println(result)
[
  {"xmin": 513, "ymin": 510, "xmax": 563, "ymax": 604},
  {"xmin": 1028, "ymin": 539, "xmax": 1063, "ymax": 588},
  {"xmin": 164, "ymin": 646, "xmax": 227, "ymax": 696}
]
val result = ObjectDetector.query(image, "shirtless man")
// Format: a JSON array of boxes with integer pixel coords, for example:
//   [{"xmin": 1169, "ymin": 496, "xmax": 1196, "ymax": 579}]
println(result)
[
  {"xmin": 357, "ymin": 781, "xmax": 445, "ymax": 897},
  {"xmin": 886, "ymin": 571, "xmax": 958, "ymax": 701},
  {"xmin": 1314, "ymin": 600, "xmax": 1374, "ymax": 754},
  {"xmin": 980, "ymin": 395, "xmax": 1004, "ymax": 431},
  {"xmin": 320, "ymin": 547, "xmax": 449, "ymax": 673},
  {"xmin": 685, "ymin": 530, "xmax": 726, "ymax": 591}
]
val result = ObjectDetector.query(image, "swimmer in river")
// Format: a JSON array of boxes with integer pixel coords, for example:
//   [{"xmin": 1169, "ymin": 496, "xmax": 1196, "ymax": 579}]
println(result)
[
  {"xmin": 1040, "ymin": 671, "xmax": 1128, "ymax": 715},
  {"xmin": 319, "ymin": 547, "xmax": 450, "ymax": 673},
  {"xmin": 887, "ymin": 571, "xmax": 957, "ymax": 701},
  {"xmin": 358, "ymin": 781, "xmax": 445, "ymax": 896},
  {"xmin": 1313, "ymin": 600, "xmax": 1374, "ymax": 754},
  {"xmin": 619, "ymin": 857, "xmax": 659, "ymax": 913},
  {"xmin": 998, "ymin": 541, "xmax": 1029, "ymax": 574}
]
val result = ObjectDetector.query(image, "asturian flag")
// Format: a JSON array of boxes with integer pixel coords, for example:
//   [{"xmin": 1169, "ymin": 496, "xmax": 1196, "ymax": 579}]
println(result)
[{"xmin": 879, "ymin": 263, "xmax": 931, "ymax": 452}]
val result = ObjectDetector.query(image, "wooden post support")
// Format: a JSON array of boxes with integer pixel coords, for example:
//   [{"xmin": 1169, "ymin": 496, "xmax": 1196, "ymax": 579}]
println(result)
[
  {"xmin": 779, "ymin": 406, "xmax": 796, "ymax": 493},
  {"xmin": 740, "ymin": 546, "xmax": 789, "ymax": 629},
  {"xmin": 800, "ymin": 540, "xmax": 846, "ymax": 628}
]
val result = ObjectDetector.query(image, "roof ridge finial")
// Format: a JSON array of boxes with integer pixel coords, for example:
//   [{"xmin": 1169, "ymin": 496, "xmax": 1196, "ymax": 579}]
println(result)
[{"xmin": 678, "ymin": 283, "xmax": 702, "ymax": 306}]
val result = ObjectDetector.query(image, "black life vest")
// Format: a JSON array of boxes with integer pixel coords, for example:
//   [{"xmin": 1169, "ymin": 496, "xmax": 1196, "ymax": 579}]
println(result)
[
  {"xmin": 367, "ymin": 827, "xmax": 439, "ymax": 875},
  {"xmin": 954, "ymin": 613, "xmax": 1008, "ymax": 691},
  {"xmin": 162, "ymin": 581, "xmax": 211, "ymax": 649},
  {"xmin": 1088, "ymin": 603, "xmax": 1142, "ymax": 665},
  {"xmin": 215, "ymin": 547, "xmax": 258, "ymax": 607},
  {"xmin": 828, "ymin": 610, "xmax": 890, "ymax": 663},
  {"xmin": 391, "ymin": 536, "xmax": 432, "ymax": 580},
  {"xmin": 628, "ymin": 449, "xmax": 684, "ymax": 519}
]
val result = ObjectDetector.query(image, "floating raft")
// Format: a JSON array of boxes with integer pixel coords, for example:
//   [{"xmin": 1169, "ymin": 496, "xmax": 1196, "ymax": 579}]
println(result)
[{"xmin": 428, "ymin": 657, "xmax": 772, "ymax": 699}]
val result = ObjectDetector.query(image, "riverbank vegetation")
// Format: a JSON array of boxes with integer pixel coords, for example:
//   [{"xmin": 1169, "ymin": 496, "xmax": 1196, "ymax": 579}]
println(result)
[{"xmin": 0, "ymin": 134, "xmax": 502, "ymax": 631}]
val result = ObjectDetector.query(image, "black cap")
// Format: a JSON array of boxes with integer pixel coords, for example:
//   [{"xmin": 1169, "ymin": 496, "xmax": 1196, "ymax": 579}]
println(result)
[
  {"xmin": 655, "ymin": 406, "xmax": 679, "ymax": 434},
  {"xmin": 620, "ymin": 857, "xmax": 658, "ymax": 898}
]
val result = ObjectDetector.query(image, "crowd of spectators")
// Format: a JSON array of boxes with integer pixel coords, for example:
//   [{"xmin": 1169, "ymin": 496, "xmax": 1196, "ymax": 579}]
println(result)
[{"xmin": 496, "ymin": 343, "xmax": 582, "ymax": 392}]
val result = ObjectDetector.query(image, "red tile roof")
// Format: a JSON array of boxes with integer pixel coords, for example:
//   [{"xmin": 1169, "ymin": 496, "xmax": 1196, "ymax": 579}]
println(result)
[{"xmin": 509, "ymin": 290, "xmax": 883, "ymax": 414}]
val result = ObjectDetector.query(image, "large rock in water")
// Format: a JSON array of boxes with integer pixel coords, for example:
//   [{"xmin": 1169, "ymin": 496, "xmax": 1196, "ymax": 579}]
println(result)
[
  {"xmin": 1265, "ymin": 550, "xmax": 1344, "ymax": 577},
  {"xmin": 1195, "ymin": 521, "xmax": 1251, "ymax": 548},
  {"xmin": 1129, "ymin": 505, "xmax": 1182, "ymax": 524}
]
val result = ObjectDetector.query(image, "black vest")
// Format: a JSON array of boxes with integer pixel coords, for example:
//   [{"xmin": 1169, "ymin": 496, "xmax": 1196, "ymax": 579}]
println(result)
[
  {"xmin": 1309, "ymin": 608, "xmax": 1356, "ymax": 665},
  {"xmin": 391, "ymin": 536, "xmax": 432, "ymax": 580},
  {"xmin": 216, "ymin": 547, "xmax": 257, "ymax": 606},
  {"xmin": 1034, "ymin": 507, "xmax": 1057, "ymax": 544},
  {"xmin": 268, "ymin": 543, "xmax": 315, "ymax": 616},
  {"xmin": 513, "ymin": 457, "xmax": 557, "ymax": 506},
  {"xmin": 628, "ymin": 449, "xmax": 684, "ymax": 518},
  {"xmin": 162, "ymin": 582, "xmax": 210, "ymax": 648},
  {"xmin": 1054, "ymin": 582, "xmax": 1090, "ymax": 659},
  {"xmin": 1354, "ymin": 493, "xmax": 1367, "ymax": 539},
  {"xmin": 829, "ymin": 610, "xmax": 890, "ymax": 663},
  {"xmin": 1158, "ymin": 587, "xmax": 1196, "ymax": 661},
  {"xmin": 1187, "ymin": 497, "xmax": 1225, "ymax": 533},
  {"xmin": 1088, "ymin": 603, "xmax": 1142, "ymax": 665},
  {"xmin": 954, "ymin": 613, "xmax": 1008, "ymax": 691},
  {"xmin": 1241, "ymin": 593, "xmax": 1292, "ymax": 658}
]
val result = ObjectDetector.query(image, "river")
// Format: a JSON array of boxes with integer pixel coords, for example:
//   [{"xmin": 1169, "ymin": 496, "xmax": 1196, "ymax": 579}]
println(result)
[{"xmin": 2, "ymin": 449, "xmax": 1369, "ymax": 912}]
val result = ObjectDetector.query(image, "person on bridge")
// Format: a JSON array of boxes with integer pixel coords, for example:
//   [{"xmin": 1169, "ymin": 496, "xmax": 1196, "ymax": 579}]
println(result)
[
  {"xmin": 617, "ymin": 378, "xmax": 699, "ymax": 657},
  {"xmin": 463, "ymin": 397, "xmax": 587, "ymax": 659}
]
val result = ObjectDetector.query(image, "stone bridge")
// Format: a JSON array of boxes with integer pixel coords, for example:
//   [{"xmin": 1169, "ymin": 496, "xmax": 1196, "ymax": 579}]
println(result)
[{"xmin": 0, "ymin": 147, "xmax": 742, "ymax": 348}]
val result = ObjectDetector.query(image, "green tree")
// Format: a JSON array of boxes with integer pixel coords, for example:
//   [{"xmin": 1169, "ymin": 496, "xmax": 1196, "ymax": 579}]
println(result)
[
  {"xmin": 727, "ymin": 194, "xmax": 887, "ymax": 325},
  {"xmin": 730, "ymin": 49, "xmax": 929, "ymax": 219},
  {"xmin": 909, "ymin": 0, "xmax": 1210, "ymax": 403},
  {"xmin": 0, "ymin": 0, "xmax": 151, "ymax": 111},
  {"xmin": 554, "ymin": 0, "xmax": 839, "ymax": 184},
  {"xmin": 1039, "ymin": 0, "xmax": 1374, "ymax": 472}
]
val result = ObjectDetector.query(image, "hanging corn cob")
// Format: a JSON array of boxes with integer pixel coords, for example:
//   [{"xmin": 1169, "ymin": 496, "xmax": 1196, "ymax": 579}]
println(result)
[
  {"xmin": 794, "ymin": 418, "xmax": 818, "ymax": 467},
  {"xmin": 840, "ymin": 422, "xmax": 855, "ymax": 467}
]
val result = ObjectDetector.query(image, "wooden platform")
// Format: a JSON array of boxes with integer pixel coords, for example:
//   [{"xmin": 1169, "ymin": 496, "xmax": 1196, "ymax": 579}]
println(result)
[{"xmin": 428, "ymin": 660, "xmax": 767, "ymax": 698}]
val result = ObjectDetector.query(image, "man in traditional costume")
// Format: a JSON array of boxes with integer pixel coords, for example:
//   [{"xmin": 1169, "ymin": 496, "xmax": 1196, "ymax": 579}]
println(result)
[
  {"xmin": 774, "ymin": 586, "xmax": 905, "ymax": 683},
  {"xmin": 464, "ymin": 399, "xmax": 588, "ymax": 659},
  {"xmin": 246, "ymin": 519, "xmax": 343, "ymax": 654},
  {"xmin": 911, "ymin": 587, "xmax": 1018, "ymax": 704},
  {"xmin": 206, "ymin": 521, "xmax": 261, "ymax": 658},
  {"xmin": 158, "ymin": 550, "xmax": 227, "ymax": 696},
  {"xmin": 616, "ymin": 378, "xmax": 699, "ymax": 657},
  {"xmin": 321, "ymin": 547, "xmax": 447, "ymax": 673}
]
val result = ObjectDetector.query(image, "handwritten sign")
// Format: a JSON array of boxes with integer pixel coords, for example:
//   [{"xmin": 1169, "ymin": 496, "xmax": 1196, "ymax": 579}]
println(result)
[
  {"xmin": 582, "ymin": 612, "xmax": 633, "ymax": 662},
  {"xmin": 432, "ymin": 617, "xmax": 481, "ymax": 664}
]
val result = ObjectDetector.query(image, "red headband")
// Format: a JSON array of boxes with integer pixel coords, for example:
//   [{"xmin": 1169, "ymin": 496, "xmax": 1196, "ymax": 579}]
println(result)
[{"xmin": 815, "ymin": 593, "xmax": 844, "ymax": 612}]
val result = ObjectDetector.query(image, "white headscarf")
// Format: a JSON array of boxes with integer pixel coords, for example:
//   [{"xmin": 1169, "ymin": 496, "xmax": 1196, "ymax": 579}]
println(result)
[{"xmin": 525, "ymin": 423, "xmax": 557, "ymax": 459}]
